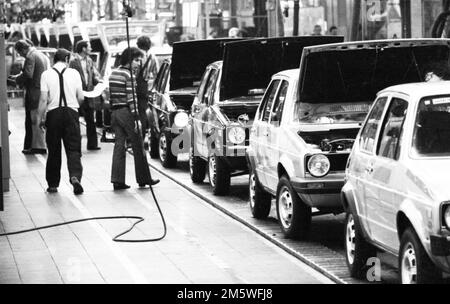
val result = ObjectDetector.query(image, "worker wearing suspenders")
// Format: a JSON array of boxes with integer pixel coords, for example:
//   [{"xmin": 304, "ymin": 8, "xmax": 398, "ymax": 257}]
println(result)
[{"xmin": 38, "ymin": 49, "xmax": 85, "ymax": 195}]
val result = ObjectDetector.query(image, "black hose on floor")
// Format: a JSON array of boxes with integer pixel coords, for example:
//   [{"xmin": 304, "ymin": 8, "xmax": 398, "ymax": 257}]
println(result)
[{"xmin": 0, "ymin": 184, "xmax": 167, "ymax": 242}]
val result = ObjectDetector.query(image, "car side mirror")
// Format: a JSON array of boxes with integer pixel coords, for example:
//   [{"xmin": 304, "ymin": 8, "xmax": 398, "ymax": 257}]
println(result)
[{"xmin": 192, "ymin": 104, "xmax": 201, "ymax": 114}]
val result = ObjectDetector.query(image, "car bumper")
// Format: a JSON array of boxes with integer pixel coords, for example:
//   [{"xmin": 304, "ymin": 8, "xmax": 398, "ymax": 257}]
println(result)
[
  {"xmin": 291, "ymin": 176, "xmax": 345, "ymax": 195},
  {"xmin": 430, "ymin": 235, "xmax": 450, "ymax": 256},
  {"xmin": 428, "ymin": 235, "xmax": 450, "ymax": 274}
]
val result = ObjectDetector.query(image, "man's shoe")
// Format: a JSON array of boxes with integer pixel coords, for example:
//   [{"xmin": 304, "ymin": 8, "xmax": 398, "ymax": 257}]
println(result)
[
  {"xmin": 113, "ymin": 183, "xmax": 131, "ymax": 190},
  {"xmin": 23, "ymin": 148, "xmax": 47, "ymax": 155},
  {"xmin": 87, "ymin": 147, "xmax": 101, "ymax": 151},
  {"xmin": 32, "ymin": 148, "xmax": 47, "ymax": 154},
  {"xmin": 46, "ymin": 187, "xmax": 58, "ymax": 193},
  {"xmin": 70, "ymin": 177, "xmax": 84, "ymax": 195},
  {"xmin": 139, "ymin": 179, "xmax": 160, "ymax": 188}
]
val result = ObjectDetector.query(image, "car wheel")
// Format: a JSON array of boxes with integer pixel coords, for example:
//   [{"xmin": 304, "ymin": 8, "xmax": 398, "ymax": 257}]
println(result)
[
  {"xmin": 149, "ymin": 130, "xmax": 159, "ymax": 159},
  {"xmin": 208, "ymin": 154, "xmax": 230, "ymax": 196},
  {"xmin": 345, "ymin": 212, "xmax": 377, "ymax": 279},
  {"xmin": 189, "ymin": 146, "xmax": 206, "ymax": 183},
  {"xmin": 159, "ymin": 132, "xmax": 177, "ymax": 168},
  {"xmin": 249, "ymin": 169, "xmax": 271, "ymax": 219},
  {"xmin": 399, "ymin": 228, "xmax": 442, "ymax": 284},
  {"xmin": 276, "ymin": 176, "xmax": 311, "ymax": 239}
]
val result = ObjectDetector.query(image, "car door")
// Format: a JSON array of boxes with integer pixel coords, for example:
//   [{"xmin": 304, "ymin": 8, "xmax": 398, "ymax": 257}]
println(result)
[
  {"xmin": 254, "ymin": 79, "xmax": 281, "ymax": 188},
  {"xmin": 266, "ymin": 79, "xmax": 289, "ymax": 190},
  {"xmin": 149, "ymin": 62, "xmax": 167, "ymax": 131},
  {"xmin": 354, "ymin": 96, "xmax": 389, "ymax": 239},
  {"xmin": 192, "ymin": 68, "xmax": 213, "ymax": 158},
  {"xmin": 155, "ymin": 63, "xmax": 170, "ymax": 111},
  {"xmin": 201, "ymin": 68, "xmax": 220, "ymax": 157},
  {"xmin": 369, "ymin": 96, "xmax": 409, "ymax": 249}
]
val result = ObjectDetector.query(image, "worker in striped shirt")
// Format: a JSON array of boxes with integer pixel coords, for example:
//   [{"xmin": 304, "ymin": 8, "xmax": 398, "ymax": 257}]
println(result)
[{"xmin": 109, "ymin": 47, "xmax": 159, "ymax": 191}]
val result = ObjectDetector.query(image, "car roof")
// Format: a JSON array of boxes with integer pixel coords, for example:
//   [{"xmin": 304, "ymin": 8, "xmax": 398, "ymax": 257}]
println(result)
[
  {"xmin": 273, "ymin": 69, "xmax": 299, "ymax": 79},
  {"xmin": 379, "ymin": 81, "xmax": 450, "ymax": 100},
  {"xmin": 207, "ymin": 60, "xmax": 223, "ymax": 69},
  {"xmin": 303, "ymin": 38, "xmax": 450, "ymax": 53}
]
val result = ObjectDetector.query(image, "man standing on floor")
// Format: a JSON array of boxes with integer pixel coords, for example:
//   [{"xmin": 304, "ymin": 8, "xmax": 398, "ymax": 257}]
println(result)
[
  {"xmin": 70, "ymin": 40, "xmax": 102, "ymax": 151},
  {"xmin": 14, "ymin": 40, "xmax": 48, "ymax": 155},
  {"xmin": 109, "ymin": 47, "xmax": 159, "ymax": 190},
  {"xmin": 38, "ymin": 49, "xmax": 84, "ymax": 195}
]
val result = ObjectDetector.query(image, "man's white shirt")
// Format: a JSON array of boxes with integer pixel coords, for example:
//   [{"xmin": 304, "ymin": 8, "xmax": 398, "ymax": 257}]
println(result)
[{"xmin": 40, "ymin": 62, "xmax": 83, "ymax": 112}]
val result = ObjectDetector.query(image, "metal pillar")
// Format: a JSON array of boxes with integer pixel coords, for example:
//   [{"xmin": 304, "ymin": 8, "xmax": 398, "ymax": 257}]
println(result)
[
  {"xmin": 0, "ymin": 23, "xmax": 11, "ymax": 211},
  {"xmin": 293, "ymin": 0, "xmax": 299, "ymax": 36}
]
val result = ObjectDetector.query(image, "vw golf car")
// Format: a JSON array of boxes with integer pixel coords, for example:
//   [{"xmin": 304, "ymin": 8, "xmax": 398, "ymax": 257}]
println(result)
[
  {"xmin": 146, "ymin": 39, "xmax": 239, "ymax": 168},
  {"xmin": 247, "ymin": 39, "xmax": 450, "ymax": 240},
  {"xmin": 189, "ymin": 36, "xmax": 343, "ymax": 196},
  {"xmin": 342, "ymin": 81, "xmax": 450, "ymax": 284}
]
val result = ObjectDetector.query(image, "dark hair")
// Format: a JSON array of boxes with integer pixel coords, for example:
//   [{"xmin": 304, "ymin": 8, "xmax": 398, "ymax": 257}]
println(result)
[
  {"xmin": 329, "ymin": 26, "xmax": 338, "ymax": 31},
  {"xmin": 424, "ymin": 61, "xmax": 450, "ymax": 80},
  {"xmin": 119, "ymin": 47, "xmax": 143, "ymax": 66},
  {"xmin": 54, "ymin": 48, "xmax": 71, "ymax": 63},
  {"xmin": 137, "ymin": 35, "xmax": 151, "ymax": 51},
  {"xmin": 9, "ymin": 31, "xmax": 23, "ymax": 41},
  {"xmin": 14, "ymin": 40, "xmax": 31, "ymax": 53},
  {"xmin": 75, "ymin": 40, "xmax": 88, "ymax": 54}
]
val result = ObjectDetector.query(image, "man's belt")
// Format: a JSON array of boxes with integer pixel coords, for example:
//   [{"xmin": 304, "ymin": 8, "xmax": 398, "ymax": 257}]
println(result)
[{"xmin": 111, "ymin": 104, "xmax": 129, "ymax": 110}]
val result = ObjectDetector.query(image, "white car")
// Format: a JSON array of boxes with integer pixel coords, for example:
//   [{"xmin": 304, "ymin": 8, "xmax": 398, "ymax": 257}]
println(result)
[
  {"xmin": 342, "ymin": 81, "xmax": 450, "ymax": 283},
  {"xmin": 246, "ymin": 39, "xmax": 450, "ymax": 240}
]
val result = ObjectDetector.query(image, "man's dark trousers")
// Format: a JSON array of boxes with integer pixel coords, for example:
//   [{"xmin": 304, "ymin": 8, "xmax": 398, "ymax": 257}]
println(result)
[
  {"xmin": 46, "ymin": 108, "xmax": 83, "ymax": 187},
  {"xmin": 81, "ymin": 101, "xmax": 98, "ymax": 149},
  {"xmin": 24, "ymin": 109, "xmax": 32, "ymax": 150}
]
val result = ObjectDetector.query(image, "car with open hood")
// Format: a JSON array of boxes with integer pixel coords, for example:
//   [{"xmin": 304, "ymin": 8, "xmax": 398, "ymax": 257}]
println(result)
[
  {"xmin": 342, "ymin": 80, "xmax": 450, "ymax": 283},
  {"xmin": 246, "ymin": 39, "xmax": 450, "ymax": 240},
  {"xmin": 146, "ymin": 39, "xmax": 239, "ymax": 168},
  {"xmin": 189, "ymin": 36, "xmax": 343, "ymax": 195}
]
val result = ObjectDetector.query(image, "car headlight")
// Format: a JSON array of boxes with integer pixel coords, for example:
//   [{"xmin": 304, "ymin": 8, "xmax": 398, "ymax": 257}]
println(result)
[
  {"xmin": 307, "ymin": 154, "xmax": 331, "ymax": 178},
  {"xmin": 174, "ymin": 112, "xmax": 189, "ymax": 128},
  {"xmin": 443, "ymin": 204, "xmax": 450, "ymax": 229},
  {"xmin": 228, "ymin": 126, "xmax": 246, "ymax": 144}
]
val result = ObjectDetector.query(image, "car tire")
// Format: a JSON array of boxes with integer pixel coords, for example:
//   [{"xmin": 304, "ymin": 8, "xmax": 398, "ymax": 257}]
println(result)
[
  {"xmin": 190, "ymin": 146, "xmax": 206, "ymax": 183},
  {"xmin": 149, "ymin": 131, "xmax": 159, "ymax": 159},
  {"xmin": 208, "ymin": 154, "xmax": 230, "ymax": 196},
  {"xmin": 159, "ymin": 132, "xmax": 177, "ymax": 168},
  {"xmin": 249, "ymin": 169, "xmax": 271, "ymax": 219},
  {"xmin": 276, "ymin": 176, "xmax": 311, "ymax": 239},
  {"xmin": 399, "ymin": 228, "xmax": 442, "ymax": 284},
  {"xmin": 345, "ymin": 212, "xmax": 377, "ymax": 279}
]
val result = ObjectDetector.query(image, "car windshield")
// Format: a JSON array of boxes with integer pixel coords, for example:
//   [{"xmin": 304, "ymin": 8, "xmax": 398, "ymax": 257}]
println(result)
[
  {"xmin": 295, "ymin": 102, "xmax": 372, "ymax": 124},
  {"xmin": 412, "ymin": 95, "xmax": 450, "ymax": 157}
]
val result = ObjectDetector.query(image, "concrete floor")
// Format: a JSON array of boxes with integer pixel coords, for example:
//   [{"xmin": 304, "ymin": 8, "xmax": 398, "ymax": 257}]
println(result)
[{"xmin": 0, "ymin": 104, "xmax": 333, "ymax": 284}]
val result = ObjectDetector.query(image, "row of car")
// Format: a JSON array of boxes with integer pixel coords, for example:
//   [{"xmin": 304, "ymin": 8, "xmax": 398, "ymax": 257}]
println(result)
[
  {"xmin": 144, "ymin": 36, "xmax": 450, "ymax": 283},
  {"xmin": 6, "ymin": 21, "xmax": 171, "ymax": 95}
]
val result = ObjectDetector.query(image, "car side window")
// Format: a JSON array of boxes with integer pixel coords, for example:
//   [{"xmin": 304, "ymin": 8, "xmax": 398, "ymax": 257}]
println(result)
[
  {"xmin": 260, "ymin": 80, "xmax": 281, "ymax": 122},
  {"xmin": 359, "ymin": 97, "xmax": 388, "ymax": 154},
  {"xmin": 376, "ymin": 98, "xmax": 408, "ymax": 160},
  {"xmin": 204, "ymin": 69, "xmax": 218, "ymax": 106},
  {"xmin": 154, "ymin": 63, "xmax": 167, "ymax": 92},
  {"xmin": 160, "ymin": 65, "xmax": 170, "ymax": 94},
  {"xmin": 197, "ymin": 69, "xmax": 211, "ymax": 104},
  {"xmin": 270, "ymin": 80, "xmax": 289, "ymax": 125}
]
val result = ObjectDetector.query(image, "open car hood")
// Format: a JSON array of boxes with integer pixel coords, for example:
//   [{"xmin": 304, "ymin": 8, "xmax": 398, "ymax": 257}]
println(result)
[
  {"xmin": 169, "ymin": 38, "xmax": 241, "ymax": 91},
  {"xmin": 220, "ymin": 36, "xmax": 343, "ymax": 101},
  {"xmin": 298, "ymin": 39, "xmax": 450, "ymax": 104}
]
